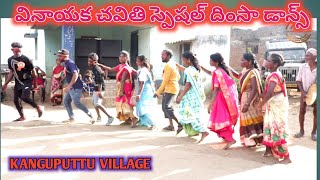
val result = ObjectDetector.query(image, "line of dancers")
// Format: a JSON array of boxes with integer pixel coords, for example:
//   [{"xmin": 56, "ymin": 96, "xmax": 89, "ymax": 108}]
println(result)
[{"xmin": 2, "ymin": 42, "xmax": 317, "ymax": 164}]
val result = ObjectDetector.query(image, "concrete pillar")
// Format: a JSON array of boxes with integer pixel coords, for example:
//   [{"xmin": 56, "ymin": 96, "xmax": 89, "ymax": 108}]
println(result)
[{"xmin": 61, "ymin": 26, "xmax": 75, "ymax": 61}]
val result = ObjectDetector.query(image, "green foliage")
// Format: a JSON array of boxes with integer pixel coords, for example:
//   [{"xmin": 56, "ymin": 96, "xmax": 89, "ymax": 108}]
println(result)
[{"xmin": 232, "ymin": 78, "xmax": 241, "ymax": 94}]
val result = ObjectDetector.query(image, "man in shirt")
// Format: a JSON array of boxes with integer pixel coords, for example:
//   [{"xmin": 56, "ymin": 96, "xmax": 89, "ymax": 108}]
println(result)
[
  {"xmin": 57, "ymin": 49, "xmax": 94, "ymax": 123},
  {"xmin": 294, "ymin": 48, "xmax": 317, "ymax": 141},
  {"xmin": 87, "ymin": 53, "xmax": 114, "ymax": 125},
  {"xmin": 154, "ymin": 49, "xmax": 182, "ymax": 134},
  {"xmin": 2, "ymin": 42, "xmax": 43, "ymax": 121}
]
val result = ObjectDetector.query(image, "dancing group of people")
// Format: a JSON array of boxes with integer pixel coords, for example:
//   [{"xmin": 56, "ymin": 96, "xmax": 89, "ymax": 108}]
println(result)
[{"xmin": 2, "ymin": 42, "xmax": 317, "ymax": 164}]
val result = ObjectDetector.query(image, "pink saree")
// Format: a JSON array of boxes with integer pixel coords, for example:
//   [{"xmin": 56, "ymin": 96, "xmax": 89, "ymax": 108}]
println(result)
[{"xmin": 208, "ymin": 68, "xmax": 240, "ymax": 142}]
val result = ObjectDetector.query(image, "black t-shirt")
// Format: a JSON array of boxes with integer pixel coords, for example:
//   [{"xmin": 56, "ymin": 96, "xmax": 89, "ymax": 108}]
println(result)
[
  {"xmin": 8, "ymin": 55, "xmax": 34, "ymax": 89},
  {"xmin": 92, "ymin": 65, "xmax": 105, "ymax": 91}
]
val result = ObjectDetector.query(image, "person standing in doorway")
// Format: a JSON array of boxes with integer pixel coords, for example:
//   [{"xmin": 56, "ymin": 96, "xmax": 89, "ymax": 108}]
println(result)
[
  {"xmin": 294, "ymin": 48, "xmax": 317, "ymax": 141},
  {"xmin": 2, "ymin": 42, "xmax": 43, "ymax": 121},
  {"xmin": 154, "ymin": 49, "xmax": 182, "ymax": 134},
  {"xmin": 57, "ymin": 49, "xmax": 94, "ymax": 123},
  {"xmin": 87, "ymin": 53, "xmax": 114, "ymax": 125}
]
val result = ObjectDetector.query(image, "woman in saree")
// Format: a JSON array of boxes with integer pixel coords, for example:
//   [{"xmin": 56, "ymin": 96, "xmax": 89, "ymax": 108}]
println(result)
[
  {"xmin": 98, "ymin": 50, "xmax": 138, "ymax": 127},
  {"xmin": 135, "ymin": 55, "xmax": 156, "ymax": 129},
  {"xmin": 201, "ymin": 53, "xmax": 240, "ymax": 150},
  {"xmin": 175, "ymin": 52, "xmax": 209, "ymax": 143},
  {"xmin": 228, "ymin": 53, "xmax": 264, "ymax": 147},
  {"xmin": 260, "ymin": 53, "xmax": 291, "ymax": 163},
  {"xmin": 50, "ymin": 58, "xmax": 65, "ymax": 106}
]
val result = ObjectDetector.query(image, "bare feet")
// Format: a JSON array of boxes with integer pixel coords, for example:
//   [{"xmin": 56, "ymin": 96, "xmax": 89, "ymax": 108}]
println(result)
[
  {"xmin": 223, "ymin": 140, "xmax": 236, "ymax": 150},
  {"xmin": 131, "ymin": 118, "xmax": 139, "ymax": 128},
  {"xmin": 188, "ymin": 133, "xmax": 199, "ymax": 137},
  {"xmin": 279, "ymin": 158, "xmax": 292, "ymax": 164},
  {"xmin": 263, "ymin": 147, "xmax": 272, "ymax": 157},
  {"xmin": 263, "ymin": 151, "xmax": 272, "ymax": 157},
  {"xmin": 197, "ymin": 132, "xmax": 209, "ymax": 144},
  {"xmin": 120, "ymin": 119, "xmax": 132, "ymax": 125}
]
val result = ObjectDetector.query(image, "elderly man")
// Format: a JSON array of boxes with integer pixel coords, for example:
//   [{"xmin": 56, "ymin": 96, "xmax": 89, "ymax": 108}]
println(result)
[{"xmin": 294, "ymin": 48, "xmax": 317, "ymax": 141}]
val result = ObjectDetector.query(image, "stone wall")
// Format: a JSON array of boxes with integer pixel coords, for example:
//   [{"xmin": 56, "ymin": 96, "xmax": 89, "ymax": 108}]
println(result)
[{"xmin": 230, "ymin": 26, "xmax": 317, "ymax": 71}]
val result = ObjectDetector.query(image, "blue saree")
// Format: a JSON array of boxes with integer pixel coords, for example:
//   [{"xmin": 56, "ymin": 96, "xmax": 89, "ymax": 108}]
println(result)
[{"xmin": 136, "ymin": 67, "xmax": 156, "ymax": 127}]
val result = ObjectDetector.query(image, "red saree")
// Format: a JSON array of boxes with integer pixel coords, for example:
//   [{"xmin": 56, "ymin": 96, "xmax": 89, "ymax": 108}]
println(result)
[
  {"xmin": 114, "ymin": 64, "xmax": 137, "ymax": 121},
  {"xmin": 50, "ymin": 65, "xmax": 65, "ymax": 105}
]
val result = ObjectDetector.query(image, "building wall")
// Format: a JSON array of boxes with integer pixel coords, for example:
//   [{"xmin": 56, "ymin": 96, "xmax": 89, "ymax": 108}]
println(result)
[
  {"xmin": 148, "ymin": 26, "xmax": 231, "ymax": 81},
  {"xmin": 191, "ymin": 35, "xmax": 230, "ymax": 69},
  {"xmin": 43, "ymin": 26, "xmax": 144, "ymax": 77},
  {"xmin": 44, "ymin": 28, "xmax": 62, "ymax": 77},
  {"xmin": 230, "ymin": 26, "xmax": 317, "ymax": 71},
  {"xmin": 137, "ymin": 28, "xmax": 151, "ymax": 64}
]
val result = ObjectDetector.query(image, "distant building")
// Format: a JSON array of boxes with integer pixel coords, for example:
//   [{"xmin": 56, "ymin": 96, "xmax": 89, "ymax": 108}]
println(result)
[{"xmin": 229, "ymin": 25, "xmax": 317, "ymax": 71}]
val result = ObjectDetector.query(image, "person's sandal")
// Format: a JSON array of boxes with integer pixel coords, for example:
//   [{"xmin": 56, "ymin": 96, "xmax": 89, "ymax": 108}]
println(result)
[
  {"xmin": 294, "ymin": 132, "xmax": 304, "ymax": 138},
  {"xmin": 97, "ymin": 117, "xmax": 102, "ymax": 122},
  {"xmin": 13, "ymin": 117, "xmax": 25, "ymax": 122},
  {"xmin": 106, "ymin": 117, "xmax": 114, "ymax": 126},
  {"xmin": 176, "ymin": 126, "xmax": 183, "ymax": 135},
  {"xmin": 163, "ymin": 126, "xmax": 174, "ymax": 131},
  {"xmin": 311, "ymin": 133, "xmax": 317, "ymax": 141}
]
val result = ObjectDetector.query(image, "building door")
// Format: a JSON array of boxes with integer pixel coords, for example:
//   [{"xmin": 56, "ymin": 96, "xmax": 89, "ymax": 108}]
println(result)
[
  {"xmin": 130, "ymin": 31, "xmax": 139, "ymax": 70},
  {"xmin": 75, "ymin": 39, "xmax": 122, "ymax": 79}
]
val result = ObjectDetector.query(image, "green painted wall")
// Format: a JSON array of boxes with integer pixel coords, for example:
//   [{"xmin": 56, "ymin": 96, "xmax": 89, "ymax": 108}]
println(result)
[
  {"xmin": 44, "ymin": 28, "xmax": 61, "ymax": 77},
  {"xmin": 44, "ymin": 25, "xmax": 142, "ymax": 77}
]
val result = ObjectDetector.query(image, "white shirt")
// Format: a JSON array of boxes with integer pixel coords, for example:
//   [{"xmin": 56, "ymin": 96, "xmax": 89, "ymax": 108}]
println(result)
[
  {"xmin": 138, "ymin": 67, "xmax": 149, "ymax": 82},
  {"xmin": 296, "ymin": 63, "xmax": 317, "ymax": 92}
]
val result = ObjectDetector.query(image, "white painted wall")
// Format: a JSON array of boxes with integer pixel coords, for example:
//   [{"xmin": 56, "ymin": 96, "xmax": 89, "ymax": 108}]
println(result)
[
  {"xmin": 137, "ymin": 28, "xmax": 151, "ymax": 64},
  {"xmin": 33, "ymin": 30, "xmax": 46, "ymax": 72},
  {"xmin": 1, "ymin": 18, "xmax": 35, "ymax": 64},
  {"xmin": 146, "ymin": 25, "xmax": 231, "ymax": 81}
]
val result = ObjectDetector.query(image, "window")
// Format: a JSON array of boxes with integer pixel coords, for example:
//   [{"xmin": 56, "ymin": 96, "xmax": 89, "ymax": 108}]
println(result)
[{"xmin": 183, "ymin": 43, "xmax": 191, "ymax": 52}]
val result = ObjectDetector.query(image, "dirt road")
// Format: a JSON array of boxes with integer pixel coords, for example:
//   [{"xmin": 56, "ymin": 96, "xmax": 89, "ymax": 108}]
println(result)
[{"xmin": 1, "ymin": 94, "xmax": 317, "ymax": 180}]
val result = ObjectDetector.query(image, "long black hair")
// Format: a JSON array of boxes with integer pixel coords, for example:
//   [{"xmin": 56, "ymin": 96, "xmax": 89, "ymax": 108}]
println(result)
[
  {"xmin": 243, "ymin": 52, "xmax": 259, "ymax": 69},
  {"xmin": 269, "ymin": 53, "xmax": 285, "ymax": 68},
  {"xmin": 120, "ymin": 50, "xmax": 131, "ymax": 66},
  {"xmin": 136, "ymin": 55, "xmax": 150, "ymax": 71},
  {"xmin": 120, "ymin": 50, "xmax": 135, "ymax": 89},
  {"xmin": 182, "ymin": 51, "xmax": 200, "ymax": 72},
  {"xmin": 210, "ymin": 53, "xmax": 230, "ymax": 76}
]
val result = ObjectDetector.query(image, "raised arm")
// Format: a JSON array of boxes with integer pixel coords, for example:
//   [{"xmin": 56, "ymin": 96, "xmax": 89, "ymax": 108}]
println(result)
[
  {"xmin": 176, "ymin": 63, "xmax": 186, "ymax": 72},
  {"xmin": 228, "ymin": 66, "xmax": 241, "ymax": 79},
  {"xmin": 97, "ymin": 63, "xmax": 116, "ymax": 72},
  {"xmin": 200, "ymin": 66, "xmax": 212, "ymax": 76}
]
